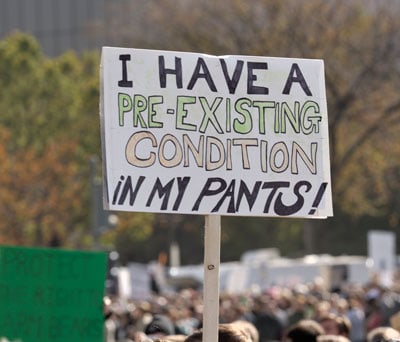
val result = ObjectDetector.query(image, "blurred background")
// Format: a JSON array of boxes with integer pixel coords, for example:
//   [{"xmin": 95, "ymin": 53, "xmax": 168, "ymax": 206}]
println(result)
[{"xmin": 1, "ymin": 0, "xmax": 400, "ymax": 272}]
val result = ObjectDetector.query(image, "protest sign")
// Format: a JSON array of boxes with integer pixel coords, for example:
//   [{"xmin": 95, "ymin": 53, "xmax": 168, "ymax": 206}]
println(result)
[
  {"xmin": 0, "ymin": 246, "xmax": 107, "ymax": 342},
  {"xmin": 101, "ymin": 47, "xmax": 332, "ymax": 218}
]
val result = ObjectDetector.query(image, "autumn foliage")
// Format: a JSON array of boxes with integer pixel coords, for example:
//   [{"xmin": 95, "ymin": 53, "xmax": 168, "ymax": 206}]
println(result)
[
  {"xmin": 0, "ymin": 128, "xmax": 84, "ymax": 246},
  {"xmin": 0, "ymin": 33, "xmax": 99, "ymax": 248}
]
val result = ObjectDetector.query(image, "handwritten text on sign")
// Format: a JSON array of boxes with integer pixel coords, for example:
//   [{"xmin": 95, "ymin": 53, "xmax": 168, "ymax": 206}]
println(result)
[{"xmin": 101, "ymin": 48, "xmax": 332, "ymax": 217}]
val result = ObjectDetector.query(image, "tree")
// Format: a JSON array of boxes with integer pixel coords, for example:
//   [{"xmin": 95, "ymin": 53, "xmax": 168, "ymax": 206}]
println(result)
[
  {"xmin": 0, "ymin": 127, "xmax": 85, "ymax": 246},
  {"xmin": 0, "ymin": 33, "xmax": 100, "ymax": 248},
  {"xmin": 4, "ymin": 1, "xmax": 399, "ymax": 263},
  {"xmin": 0, "ymin": 32, "xmax": 100, "ymax": 154}
]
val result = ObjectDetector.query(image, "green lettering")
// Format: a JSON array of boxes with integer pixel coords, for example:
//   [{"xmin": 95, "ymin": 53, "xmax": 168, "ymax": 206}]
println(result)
[
  {"xmin": 253, "ymin": 100, "xmax": 275, "ymax": 134},
  {"xmin": 233, "ymin": 98, "xmax": 252, "ymax": 134},
  {"xmin": 148, "ymin": 95, "xmax": 163, "ymax": 128},
  {"xmin": 118, "ymin": 93, "xmax": 132, "ymax": 126},
  {"xmin": 133, "ymin": 94, "xmax": 148, "ymax": 128},
  {"xmin": 176, "ymin": 96, "xmax": 197, "ymax": 131}
]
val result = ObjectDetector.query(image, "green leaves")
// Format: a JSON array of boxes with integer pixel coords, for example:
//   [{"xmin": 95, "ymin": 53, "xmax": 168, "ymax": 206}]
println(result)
[{"xmin": 0, "ymin": 33, "xmax": 100, "ymax": 248}]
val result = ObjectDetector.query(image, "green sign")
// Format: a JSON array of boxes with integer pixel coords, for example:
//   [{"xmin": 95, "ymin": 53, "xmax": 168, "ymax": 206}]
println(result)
[{"xmin": 0, "ymin": 246, "xmax": 107, "ymax": 342}]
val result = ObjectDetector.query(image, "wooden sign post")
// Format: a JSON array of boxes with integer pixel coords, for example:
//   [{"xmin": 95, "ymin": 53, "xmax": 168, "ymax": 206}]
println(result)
[{"xmin": 203, "ymin": 215, "xmax": 221, "ymax": 341}]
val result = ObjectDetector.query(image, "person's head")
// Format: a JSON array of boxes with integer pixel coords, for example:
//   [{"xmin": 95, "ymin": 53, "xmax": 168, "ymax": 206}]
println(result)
[
  {"xmin": 184, "ymin": 324, "xmax": 251, "ymax": 342},
  {"xmin": 318, "ymin": 313, "xmax": 351, "ymax": 337},
  {"xmin": 317, "ymin": 335, "xmax": 351, "ymax": 342},
  {"xmin": 144, "ymin": 314, "xmax": 175, "ymax": 339},
  {"xmin": 284, "ymin": 319, "xmax": 324, "ymax": 342},
  {"xmin": 231, "ymin": 320, "xmax": 259, "ymax": 342},
  {"xmin": 315, "ymin": 301, "xmax": 331, "ymax": 320},
  {"xmin": 367, "ymin": 326, "xmax": 400, "ymax": 342},
  {"xmin": 154, "ymin": 335, "xmax": 186, "ymax": 342}
]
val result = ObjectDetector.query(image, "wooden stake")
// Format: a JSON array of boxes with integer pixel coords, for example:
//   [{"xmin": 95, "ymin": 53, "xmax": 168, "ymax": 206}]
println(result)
[{"xmin": 202, "ymin": 214, "xmax": 221, "ymax": 342}]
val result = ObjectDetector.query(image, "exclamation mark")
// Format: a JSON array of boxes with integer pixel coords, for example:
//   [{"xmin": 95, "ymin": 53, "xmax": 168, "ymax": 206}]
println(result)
[{"xmin": 308, "ymin": 182, "xmax": 328, "ymax": 215}]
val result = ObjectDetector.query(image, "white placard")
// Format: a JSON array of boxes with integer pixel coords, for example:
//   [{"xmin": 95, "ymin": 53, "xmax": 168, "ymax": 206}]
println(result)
[{"xmin": 100, "ymin": 47, "xmax": 332, "ymax": 218}]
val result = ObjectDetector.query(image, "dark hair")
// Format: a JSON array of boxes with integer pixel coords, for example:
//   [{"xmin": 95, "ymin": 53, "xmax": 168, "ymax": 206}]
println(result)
[
  {"xmin": 317, "ymin": 335, "xmax": 350, "ymax": 342},
  {"xmin": 145, "ymin": 314, "xmax": 175, "ymax": 336},
  {"xmin": 286, "ymin": 319, "xmax": 324, "ymax": 342}
]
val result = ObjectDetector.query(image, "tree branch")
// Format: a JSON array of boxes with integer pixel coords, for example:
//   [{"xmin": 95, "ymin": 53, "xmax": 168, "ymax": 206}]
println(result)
[{"xmin": 337, "ymin": 99, "xmax": 400, "ymax": 174}]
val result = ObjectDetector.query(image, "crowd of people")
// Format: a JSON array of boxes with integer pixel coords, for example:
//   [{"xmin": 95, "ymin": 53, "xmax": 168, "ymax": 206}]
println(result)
[{"xmin": 104, "ymin": 274, "xmax": 400, "ymax": 342}]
